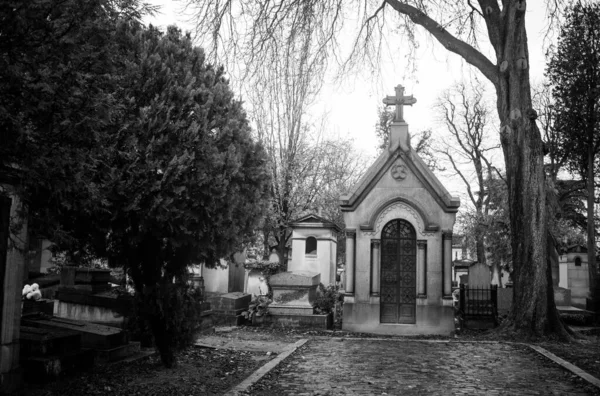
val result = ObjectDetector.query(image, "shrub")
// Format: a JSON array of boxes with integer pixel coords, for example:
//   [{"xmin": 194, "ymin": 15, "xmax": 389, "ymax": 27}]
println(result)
[
  {"xmin": 242, "ymin": 295, "xmax": 271, "ymax": 322},
  {"xmin": 314, "ymin": 283, "xmax": 344, "ymax": 328}
]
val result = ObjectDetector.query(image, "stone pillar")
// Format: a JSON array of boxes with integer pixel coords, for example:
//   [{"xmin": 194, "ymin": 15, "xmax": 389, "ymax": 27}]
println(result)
[
  {"xmin": 417, "ymin": 240, "xmax": 427, "ymax": 297},
  {"xmin": 1, "ymin": 192, "xmax": 27, "ymax": 393},
  {"xmin": 371, "ymin": 239, "xmax": 380, "ymax": 296},
  {"xmin": 442, "ymin": 232, "xmax": 453, "ymax": 297},
  {"xmin": 345, "ymin": 229, "xmax": 356, "ymax": 295}
]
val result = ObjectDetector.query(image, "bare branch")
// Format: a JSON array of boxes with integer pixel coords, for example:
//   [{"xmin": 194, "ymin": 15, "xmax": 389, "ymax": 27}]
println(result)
[{"xmin": 385, "ymin": 0, "xmax": 498, "ymax": 85}]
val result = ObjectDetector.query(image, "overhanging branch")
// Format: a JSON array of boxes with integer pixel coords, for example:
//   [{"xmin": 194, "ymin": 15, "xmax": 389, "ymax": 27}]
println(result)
[{"xmin": 385, "ymin": 0, "xmax": 498, "ymax": 86}]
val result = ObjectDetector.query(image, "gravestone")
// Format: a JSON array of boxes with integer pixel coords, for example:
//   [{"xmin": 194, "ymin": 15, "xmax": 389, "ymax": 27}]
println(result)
[
  {"xmin": 339, "ymin": 84, "xmax": 460, "ymax": 335},
  {"xmin": 468, "ymin": 262, "xmax": 491, "ymax": 288},
  {"xmin": 207, "ymin": 291, "xmax": 251, "ymax": 326},
  {"xmin": 266, "ymin": 271, "xmax": 331, "ymax": 328}
]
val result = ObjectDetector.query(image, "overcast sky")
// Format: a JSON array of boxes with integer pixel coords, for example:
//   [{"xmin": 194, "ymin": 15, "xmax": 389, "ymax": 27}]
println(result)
[{"xmin": 145, "ymin": 2, "xmax": 556, "ymax": 209}]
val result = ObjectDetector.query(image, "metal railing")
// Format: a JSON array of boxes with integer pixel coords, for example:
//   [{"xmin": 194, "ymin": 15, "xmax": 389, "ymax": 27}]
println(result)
[{"xmin": 459, "ymin": 284, "xmax": 498, "ymax": 320}]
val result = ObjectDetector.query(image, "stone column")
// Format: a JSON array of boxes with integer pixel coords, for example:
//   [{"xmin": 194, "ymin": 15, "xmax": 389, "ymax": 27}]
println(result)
[
  {"xmin": 371, "ymin": 239, "xmax": 381, "ymax": 296},
  {"xmin": 442, "ymin": 232, "xmax": 453, "ymax": 297},
  {"xmin": 345, "ymin": 229, "xmax": 356, "ymax": 295},
  {"xmin": 417, "ymin": 240, "xmax": 427, "ymax": 297},
  {"xmin": 1, "ymin": 192, "xmax": 27, "ymax": 393}
]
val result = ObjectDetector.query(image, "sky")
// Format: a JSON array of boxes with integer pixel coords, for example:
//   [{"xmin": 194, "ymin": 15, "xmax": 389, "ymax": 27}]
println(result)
[{"xmin": 144, "ymin": 1, "xmax": 556, "ymax": 209}]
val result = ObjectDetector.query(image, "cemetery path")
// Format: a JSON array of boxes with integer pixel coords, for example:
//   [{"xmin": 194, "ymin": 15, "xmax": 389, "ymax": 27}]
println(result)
[{"xmin": 244, "ymin": 338, "xmax": 600, "ymax": 395}]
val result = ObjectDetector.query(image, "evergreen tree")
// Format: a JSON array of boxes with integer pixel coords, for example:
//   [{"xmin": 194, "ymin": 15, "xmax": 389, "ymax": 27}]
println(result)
[
  {"xmin": 548, "ymin": 2, "xmax": 600, "ymax": 305},
  {"xmin": 104, "ymin": 24, "xmax": 270, "ymax": 366}
]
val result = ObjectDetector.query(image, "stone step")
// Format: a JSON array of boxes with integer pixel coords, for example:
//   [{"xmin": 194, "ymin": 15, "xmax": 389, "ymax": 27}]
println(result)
[
  {"xmin": 96, "ymin": 341, "xmax": 141, "ymax": 363},
  {"xmin": 20, "ymin": 326, "xmax": 81, "ymax": 357},
  {"xmin": 22, "ymin": 316, "xmax": 128, "ymax": 349},
  {"xmin": 21, "ymin": 348, "xmax": 96, "ymax": 384}
]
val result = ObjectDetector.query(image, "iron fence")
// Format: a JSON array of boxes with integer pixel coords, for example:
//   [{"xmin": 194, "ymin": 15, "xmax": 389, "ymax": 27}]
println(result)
[{"xmin": 459, "ymin": 284, "xmax": 498, "ymax": 320}]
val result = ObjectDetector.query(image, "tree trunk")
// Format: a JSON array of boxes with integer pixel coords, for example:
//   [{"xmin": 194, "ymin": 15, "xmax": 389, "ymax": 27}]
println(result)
[
  {"xmin": 586, "ymin": 146, "xmax": 598, "ymax": 303},
  {"xmin": 149, "ymin": 312, "xmax": 177, "ymax": 368},
  {"xmin": 475, "ymin": 233, "xmax": 486, "ymax": 265},
  {"xmin": 495, "ymin": 4, "xmax": 567, "ymax": 337},
  {"xmin": 276, "ymin": 228, "xmax": 288, "ymax": 270}
]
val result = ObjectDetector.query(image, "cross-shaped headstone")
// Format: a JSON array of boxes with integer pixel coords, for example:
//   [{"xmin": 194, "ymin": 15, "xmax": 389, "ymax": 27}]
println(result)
[{"xmin": 382, "ymin": 85, "xmax": 417, "ymax": 122}]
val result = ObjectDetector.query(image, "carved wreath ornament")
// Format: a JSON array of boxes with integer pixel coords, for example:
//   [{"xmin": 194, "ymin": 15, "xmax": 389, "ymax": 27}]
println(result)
[{"xmin": 390, "ymin": 160, "xmax": 408, "ymax": 180}]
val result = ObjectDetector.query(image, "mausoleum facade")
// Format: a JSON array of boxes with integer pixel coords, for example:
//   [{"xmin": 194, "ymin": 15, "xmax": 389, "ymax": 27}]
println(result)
[{"xmin": 340, "ymin": 85, "xmax": 460, "ymax": 335}]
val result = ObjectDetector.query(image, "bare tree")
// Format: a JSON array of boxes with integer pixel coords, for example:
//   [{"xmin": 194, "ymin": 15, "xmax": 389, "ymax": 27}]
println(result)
[
  {"xmin": 436, "ymin": 80, "xmax": 502, "ymax": 281},
  {"xmin": 532, "ymin": 82, "xmax": 569, "ymax": 183},
  {"xmin": 185, "ymin": 0, "xmax": 571, "ymax": 337},
  {"xmin": 243, "ymin": 15, "xmax": 366, "ymax": 264}
]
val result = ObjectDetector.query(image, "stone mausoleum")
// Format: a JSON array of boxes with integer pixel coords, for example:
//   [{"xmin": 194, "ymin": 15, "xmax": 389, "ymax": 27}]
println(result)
[{"xmin": 340, "ymin": 85, "xmax": 460, "ymax": 335}]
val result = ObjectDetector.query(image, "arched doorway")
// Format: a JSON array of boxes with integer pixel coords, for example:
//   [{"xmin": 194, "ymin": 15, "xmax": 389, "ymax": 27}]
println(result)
[{"xmin": 380, "ymin": 219, "xmax": 416, "ymax": 324}]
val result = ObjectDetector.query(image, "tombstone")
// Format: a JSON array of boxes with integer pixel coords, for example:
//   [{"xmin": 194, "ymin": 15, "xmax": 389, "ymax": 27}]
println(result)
[
  {"xmin": 267, "ymin": 271, "xmax": 331, "ymax": 328},
  {"xmin": 1, "ymin": 171, "xmax": 28, "ymax": 392},
  {"xmin": 245, "ymin": 269, "xmax": 269, "ymax": 298},
  {"xmin": 288, "ymin": 213, "xmax": 340, "ymax": 285},
  {"xmin": 468, "ymin": 262, "xmax": 491, "ymax": 288},
  {"xmin": 339, "ymin": 85, "xmax": 460, "ymax": 335}
]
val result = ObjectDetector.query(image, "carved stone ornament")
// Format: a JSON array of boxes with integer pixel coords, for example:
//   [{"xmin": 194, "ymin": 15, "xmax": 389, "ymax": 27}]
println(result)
[
  {"xmin": 362, "ymin": 201, "xmax": 436, "ymax": 237},
  {"xmin": 390, "ymin": 160, "xmax": 408, "ymax": 180}
]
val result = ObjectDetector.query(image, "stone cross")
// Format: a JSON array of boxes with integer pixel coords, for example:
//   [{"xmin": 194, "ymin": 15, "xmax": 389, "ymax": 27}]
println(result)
[{"xmin": 382, "ymin": 85, "xmax": 417, "ymax": 122}]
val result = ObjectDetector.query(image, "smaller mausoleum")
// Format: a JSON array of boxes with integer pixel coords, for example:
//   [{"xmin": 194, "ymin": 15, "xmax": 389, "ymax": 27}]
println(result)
[
  {"xmin": 558, "ymin": 244, "xmax": 591, "ymax": 308},
  {"xmin": 288, "ymin": 214, "xmax": 340, "ymax": 286}
]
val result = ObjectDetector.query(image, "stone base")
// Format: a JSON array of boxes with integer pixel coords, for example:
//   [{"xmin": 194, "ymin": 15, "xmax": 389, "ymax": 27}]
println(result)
[
  {"xmin": 342, "ymin": 302, "xmax": 455, "ymax": 335},
  {"xmin": 268, "ymin": 305, "xmax": 315, "ymax": 316},
  {"xmin": 252, "ymin": 313, "xmax": 332, "ymax": 329}
]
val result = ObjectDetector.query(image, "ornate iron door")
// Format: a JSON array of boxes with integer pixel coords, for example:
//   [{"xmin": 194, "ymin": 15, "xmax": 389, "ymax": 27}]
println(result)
[{"xmin": 380, "ymin": 219, "xmax": 416, "ymax": 324}]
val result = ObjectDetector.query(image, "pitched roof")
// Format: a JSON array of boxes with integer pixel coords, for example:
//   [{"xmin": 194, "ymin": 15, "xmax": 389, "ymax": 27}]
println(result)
[
  {"xmin": 339, "ymin": 143, "xmax": 460, "ymax": 213},
  {"xmin": 290, "ymin": 213, "xmax": 341, "ymax": 231}
]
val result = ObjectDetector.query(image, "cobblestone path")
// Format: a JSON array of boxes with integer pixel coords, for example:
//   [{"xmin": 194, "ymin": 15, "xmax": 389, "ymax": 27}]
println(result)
[{"xmin": 249, "ymin": 339, "xmax": 600, "ymax": 395}]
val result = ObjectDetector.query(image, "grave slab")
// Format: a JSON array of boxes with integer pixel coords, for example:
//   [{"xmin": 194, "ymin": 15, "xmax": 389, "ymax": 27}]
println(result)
[{"xmin": 269, "ymin": 271, "xmax": 320, "ymax": 316}]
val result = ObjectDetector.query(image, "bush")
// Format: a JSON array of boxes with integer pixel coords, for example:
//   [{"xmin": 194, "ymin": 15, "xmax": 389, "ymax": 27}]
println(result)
[
  {"xmin": 130, "ymin": 282, "xmax": 205, "ymax": 353},
  {"xmin": 314, "ymin": 283, "xmax": 344, "ymax": 328}
]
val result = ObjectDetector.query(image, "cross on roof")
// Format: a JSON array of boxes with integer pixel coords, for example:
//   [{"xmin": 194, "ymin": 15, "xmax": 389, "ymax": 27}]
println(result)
[{"xmin": 382, "ymin": 85, "xmax": 417, "ymax": 123}]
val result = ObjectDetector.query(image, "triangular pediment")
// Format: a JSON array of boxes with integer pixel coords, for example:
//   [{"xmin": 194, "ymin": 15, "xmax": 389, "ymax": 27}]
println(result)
[
  {"xmin": 340, "ymin": 146, "xmax": 460, "ymax": 214},
  {"xmin": 290, "ymin": 213, "xmax": 341, "ymax": 231}
]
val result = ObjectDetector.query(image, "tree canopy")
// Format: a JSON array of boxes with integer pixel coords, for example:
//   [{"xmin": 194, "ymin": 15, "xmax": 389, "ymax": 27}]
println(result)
[{"xmin": 1, "ymin": 0, "xmax": 271, "ymax": 366}]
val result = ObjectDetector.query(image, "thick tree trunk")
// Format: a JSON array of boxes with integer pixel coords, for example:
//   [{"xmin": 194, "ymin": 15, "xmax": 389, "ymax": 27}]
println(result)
[
  {"xmin": 149, "ymin": 312, "xmax": 177, "ymax": 368},
  {"xmin": 495, "ymin": 2, "xmax": 567, "ymax": 337}
]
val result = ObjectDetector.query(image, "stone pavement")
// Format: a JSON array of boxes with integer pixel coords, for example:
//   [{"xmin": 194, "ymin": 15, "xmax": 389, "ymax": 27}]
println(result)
[{"xmin": 247, "ymin": 339, "xmax": 600, "ymax": 395}]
